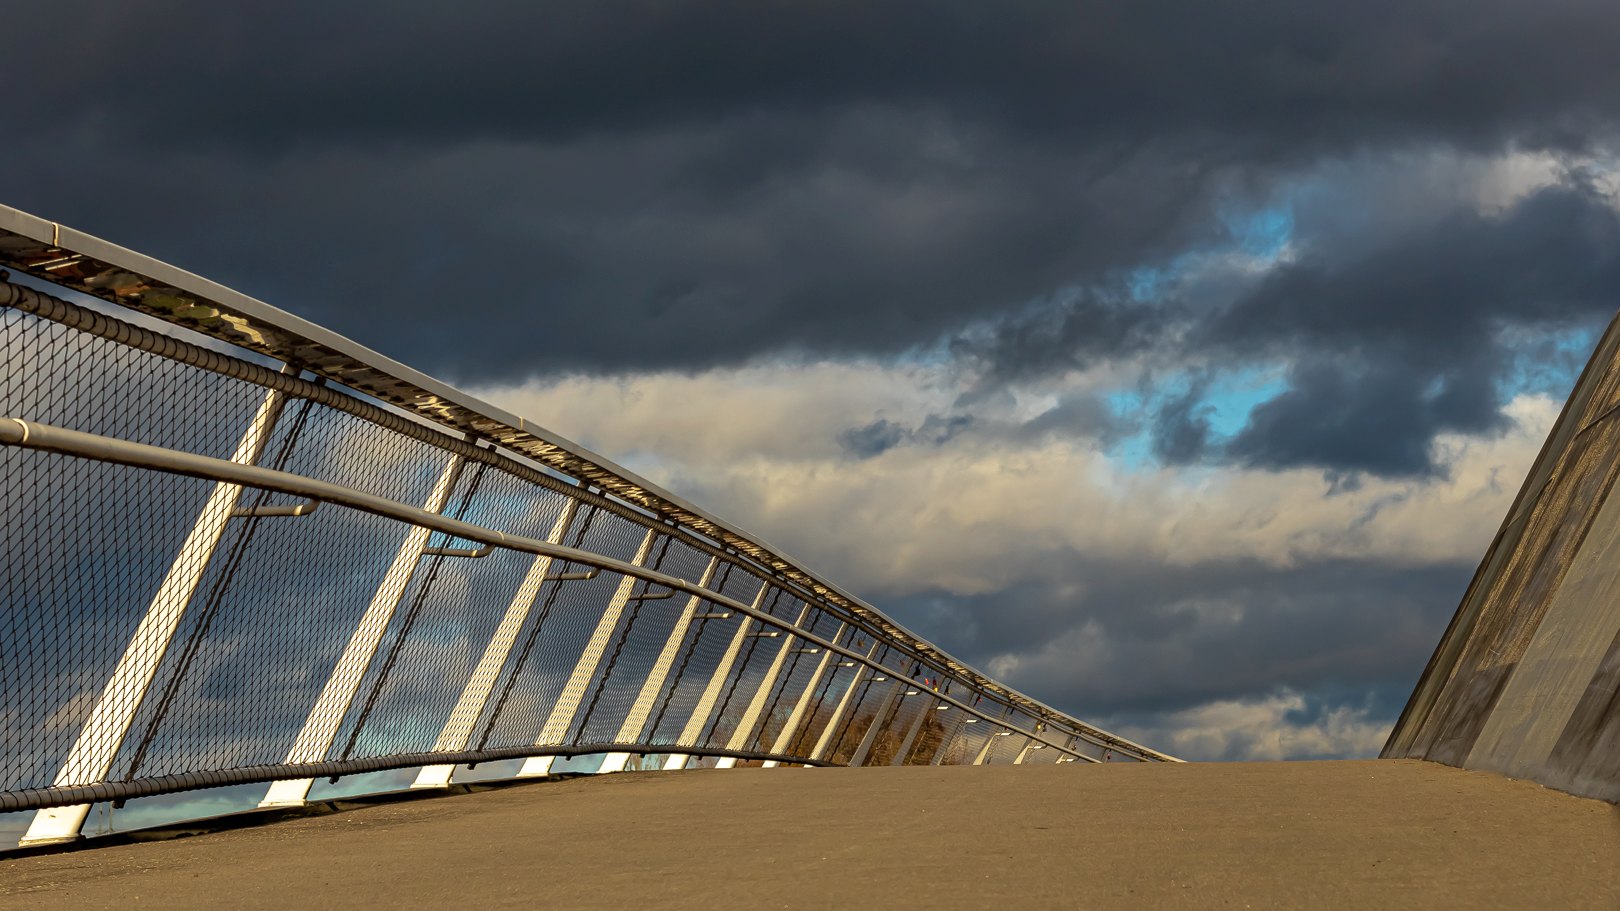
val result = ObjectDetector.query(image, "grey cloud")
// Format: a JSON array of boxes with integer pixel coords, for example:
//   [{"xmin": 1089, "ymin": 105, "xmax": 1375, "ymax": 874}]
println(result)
[
  {"xmin": 838, "ymin": 413, "xmax": 974, "ymax": 458},
  {"xmin": 838, "ymin": 419, "xmax": 909, "ymax": 459},
  {"xmin": 882, "ymin": 556, "xmax": 1471, "ymax": 720},
  {"xmin": 1215, "ymin": 182, "xmax": 1620, "ymax": 476},
  {"xmin": 1226, "ymin": 352, "xmax": 1509, "ymax": 477},
  {"xmin": 950, "ymin": 290, "xmax": 1175, "ymax": 385},
  {"xmin": 6, "ymin": 0, "xmax": 1620, "ymax": 385},
  {"xmin": 11, "ymin": 1, "xmax": 1620, "ymax": 157},
  {"xmin": 1150, "ymin": 383, "xmax": 1215, "ymax": 464},
  {"xmin": 1016, "ymin": 392, "xmax": 1134, "ymax": 446}
]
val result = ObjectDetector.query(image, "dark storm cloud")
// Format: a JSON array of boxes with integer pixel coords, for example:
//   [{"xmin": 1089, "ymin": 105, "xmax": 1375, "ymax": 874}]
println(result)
[
  {"xmin": 1225, "ymin": 353, "xmax": 1507, "ymax": 477},
  {"xmin": 838, "ymin": 419, "xmax": 910, "ymax": 459},
  {"xmin": 949, "ymin": 289, "xmax": 1177, "ymax": 385},
  {"xmin": 884, "ymin": 556, "xmax": 1471, "ymax": 720},
  {"xmin": 957, "ymin": 180, "xmax": 1620, "ymax": 477},
  {"xmin": 11, "ymin": 1, "xmax": 1620, "ymax": 156},
  {"xmin": 1218, "ymin": 181, "xmax": 1620, "ymax": 475},
  {"xmin": 1015, "ymin": 391, "xmax": 1134, "ymax": 446},
  {"xmin": 5, "ymin": 0, "xmax": 1620, "ymax": 384},
  {"xmin": 838, "ymin": 414, "xmax": 975, "ymax": 458},
  {"xmin": 1150, "ymin": 382, "xmax": 1215, "ymax": 464}
]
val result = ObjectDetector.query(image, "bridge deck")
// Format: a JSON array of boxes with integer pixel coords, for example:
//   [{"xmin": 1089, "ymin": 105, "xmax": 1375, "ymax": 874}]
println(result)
[{"xmin": 2, "ymin": 760, "xmax": 1616, "ymax": 909}]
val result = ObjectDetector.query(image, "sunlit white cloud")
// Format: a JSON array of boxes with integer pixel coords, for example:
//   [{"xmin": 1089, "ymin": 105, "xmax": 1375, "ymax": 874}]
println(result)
[
  {"xmin": 1110, "ymin": 689, "xmax": 1391, "ymax": 762},
  {"xmin": 476, "ymin": 367, "xmax": 1555, "ymax": 597}
]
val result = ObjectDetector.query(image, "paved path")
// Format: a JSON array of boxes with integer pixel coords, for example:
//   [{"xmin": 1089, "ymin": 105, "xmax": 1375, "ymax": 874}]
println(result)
[{"xmin": 2, "ymin": 760, "xmax": 1617, "ymax": 909}]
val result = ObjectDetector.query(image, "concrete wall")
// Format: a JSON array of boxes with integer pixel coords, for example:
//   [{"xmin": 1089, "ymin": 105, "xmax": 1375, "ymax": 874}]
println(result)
[{"xmin": 1385, "ymin": 311, "xmax": 1620, "ymax": 802}]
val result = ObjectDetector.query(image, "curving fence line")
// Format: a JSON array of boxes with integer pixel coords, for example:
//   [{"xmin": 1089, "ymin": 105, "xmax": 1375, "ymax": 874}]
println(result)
[{"xmin": 0, "ymin": 204, "xmax": 1174, "ymax": 847}]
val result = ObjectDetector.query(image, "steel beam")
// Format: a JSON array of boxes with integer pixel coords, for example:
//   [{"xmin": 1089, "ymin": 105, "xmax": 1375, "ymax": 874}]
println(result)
[
  {"xmin": 660, "ymin": 582, "xmax": 771, "ymax": 771},
  {"xmin": 260, "ymin": 454, "xmax": 466, "ymax": 807},
  {"xmin": 847, "ymin": 671, "xmax": 906, "ymax": 767},
  {"xmin": 518, "ymin": 529, "xmax": 659, "ymax": 778},
  {"xmin": 809, "ymin": 643, "xmax": 883, "ymax": 763},
  {"xmin": 22, "ymin": 384, "xmax": 290, "ymax": 846},
  {"xmin": 412, "ymin": 499, "xmax": 581, "ymax": 789},
  {"xmin": 713, "ymin": 604, "xmax": 814, "ymax": 769},
  {"xmin": 1013, "ymin": 739, "xmax": 1036, "ymax": 764},
  {"xmin": 929, "ymin": 711, "xmax": 967, "ymax": 766},
  {"xmin": 760, "ymin": 625, "xmax": 845, "ymax": 768},
  {"xmin": 889, "ymin": 690, "xmax": 931, "ymax": 766},
  {"xmin": 598, "ymin": 557, "xmax": 721, "ymax": 774}
]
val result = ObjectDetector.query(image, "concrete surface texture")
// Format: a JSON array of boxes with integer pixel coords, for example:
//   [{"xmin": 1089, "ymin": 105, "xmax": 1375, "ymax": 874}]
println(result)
[
  {"xmin": 1386, "ymin": 309, "xmax": 1620, "ymax": 803},
  {"xmin": 2, "ymin": 761, "xmax": 1616, "ymax": 910}
]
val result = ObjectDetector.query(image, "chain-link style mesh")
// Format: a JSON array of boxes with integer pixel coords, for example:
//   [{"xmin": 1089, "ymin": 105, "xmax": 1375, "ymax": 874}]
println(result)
[{"xmin": 0, "ymin": 276, "xmax": 1154, "ymax": 825}]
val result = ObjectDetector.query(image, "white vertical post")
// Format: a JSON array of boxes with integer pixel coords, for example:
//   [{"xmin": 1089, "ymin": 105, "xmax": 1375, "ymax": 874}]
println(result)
[
  {"xmin": 658, "ymin": 582, "xmax": 771, "ymax": 771},
  {"xmin": 1013, "ymin": 740, "xmax": 1037, "ymax": 764},
  {"xmin": 411, "ymin": 499, "xmax": 581, "ymax": 789},
  {"xmin": 22, "ymin": 385, "xmax": 290, "ymax": 847},
  {"xmin": 760, "ymin": 624, "xmax": 845, "ymax": 768},
  {"xmin": 809, "ymin": 643, "xmax": 882, "ymax": 763},
  {"xmin": 929, "ymin": 711, "xmax": 966, "ymax": 766},
  {"xmin": 972, "ymin": 732, "xmax": 1001, "ymax": 766},
  {"xmin": 712, "ymin": 603, "xmax": 815, "ymax": 769},
  {"xmin": 516, "ymin": 529, "xmax": 660, "ymax": 778},
  {"xmin": 889, "ymin": 691, "xmax": 931, "ymax": 766},
  {"xmin": 846, "ymin": 673, "xmax": 905, "ymax": 767},
  {"xmin": 260, "ymin": 453, "xmax": 466, "ymax": 808},
  {"xmin": 1013, "ymin": 725, "xmax": 1046, "ymax": 765},
  {"xmin": 597, "ymin": 556, "xmax": 721, "ymax": 774}
]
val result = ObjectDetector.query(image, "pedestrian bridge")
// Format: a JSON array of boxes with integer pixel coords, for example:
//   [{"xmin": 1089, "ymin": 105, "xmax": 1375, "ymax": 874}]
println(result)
[
  {"xmin": 0, "ymin": 204, "xmax": 1169, "ymax": 851},
  {"xmin": 3, "ymin": 204, "xmax": 1620, "ymax": 908},
  {"xmin": 3, "ymin": 762, "xmax": 1618, "ymax": 909}
]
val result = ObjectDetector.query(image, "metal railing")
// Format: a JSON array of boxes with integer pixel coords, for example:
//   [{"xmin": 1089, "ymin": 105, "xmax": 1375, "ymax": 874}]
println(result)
[{"xmin": 0, "ymin": 204, "xmax": 1174, "ymax": 847}]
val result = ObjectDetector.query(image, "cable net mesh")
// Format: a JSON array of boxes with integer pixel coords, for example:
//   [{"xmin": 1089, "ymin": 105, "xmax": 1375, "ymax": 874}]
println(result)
[{"xmin": 0, "ymin": 278, "xmax": 1141, "ymax": 821}]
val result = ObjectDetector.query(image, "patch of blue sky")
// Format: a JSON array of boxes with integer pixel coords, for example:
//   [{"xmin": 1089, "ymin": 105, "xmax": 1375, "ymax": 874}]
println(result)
[
  {"xmin": 1101, "ymin": 387, "xmax": 1154, "ymax": 470},
  {"xmin": 1124, "ymin": 201, "xmax": 1294, "ymax": 306},
  {"xmin": 1218, "ymin": 202, "xmax": 1295, "ymax": 261},
  {"xmin": 1500, "ymin": 324, "xmax": 1599, "ymax": 401},
  {"xmin": 1099, "ymin": 365, "xmax": 1289, "ymax": 472},
  {"xmin": 1126, "ymin": 264, "xmax": 1172, "ymax": 302},
  {"xmin": 1201, "ymin": 365, "xmax": 1288, "ymax": 437}
]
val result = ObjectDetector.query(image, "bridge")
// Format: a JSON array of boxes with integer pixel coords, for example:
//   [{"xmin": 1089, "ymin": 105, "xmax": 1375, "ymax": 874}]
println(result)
[{"xmin": 1, "ymin": 203, "xmax": 1617, "ymax": 906}]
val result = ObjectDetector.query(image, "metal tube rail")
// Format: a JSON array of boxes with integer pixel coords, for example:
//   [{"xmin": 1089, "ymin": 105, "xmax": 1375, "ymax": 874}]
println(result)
[
  {"xmin": 0, "ymin": 276, "xmax": 1076, "ymax": 745},
  {"xmin": 0, "ymin": 417, "xmax": 1113, "ymax": 763},
  {"xmin": 0, "ymin": 273, "xmax": 1146, "ymax": 759},
  {"xmin": 0, "ymin": 744, "xmax": 833, "ymax": 814},
  {"xmin": 0, "ymin": 208, "xmax": 1170, "ymax": 761}
]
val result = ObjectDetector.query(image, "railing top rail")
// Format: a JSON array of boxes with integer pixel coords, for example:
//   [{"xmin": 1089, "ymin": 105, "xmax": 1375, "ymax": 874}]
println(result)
[{"xmin": 0, "ymin": 202, "xmax": 1176, "ymax": 763}]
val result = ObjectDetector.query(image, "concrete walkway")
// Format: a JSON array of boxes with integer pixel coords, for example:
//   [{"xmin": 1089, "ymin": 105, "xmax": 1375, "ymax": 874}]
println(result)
[{"xmin": 2, "ymin": 760, "xmax": 1616, "ymax": 909}]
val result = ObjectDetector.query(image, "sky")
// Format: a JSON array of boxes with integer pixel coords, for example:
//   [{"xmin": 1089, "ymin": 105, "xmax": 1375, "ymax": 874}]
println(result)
[{"xmin": 7, "ymin": 0, "xmax": 1620, "ymax": 761}]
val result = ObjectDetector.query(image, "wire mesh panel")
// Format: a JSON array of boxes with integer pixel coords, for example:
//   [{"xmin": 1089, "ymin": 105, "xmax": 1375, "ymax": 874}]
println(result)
[
  {"xmin": 329, "ymin": 471, "xmax": 573, "ymax": 762},
  {"xmin": 739, "ymin": 607, "xmax": 837, "ymax": 753},
  {"xmin": 105, "ymin": 407, "xmax": 456, "ymax": 781},
  {"xmin": 639, "ymin": 564, "xmax": 768, "ymax": 747},
  {"xmin": 0, "ymin": 251, "xmax": 1169, "ymax": 837},
  {"xmin": 471, "ymin": 513, "xmax": 652, "ymax": 751},
  {"xmin": 569, "ymin": 539, "xmax": 716, "ymax": 747}
]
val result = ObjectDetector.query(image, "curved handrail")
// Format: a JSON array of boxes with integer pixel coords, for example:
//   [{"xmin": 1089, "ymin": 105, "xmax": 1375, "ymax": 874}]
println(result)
[{"xmin": 0, "ymin": 209, "xmax": 1175, "ymax": 762}]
